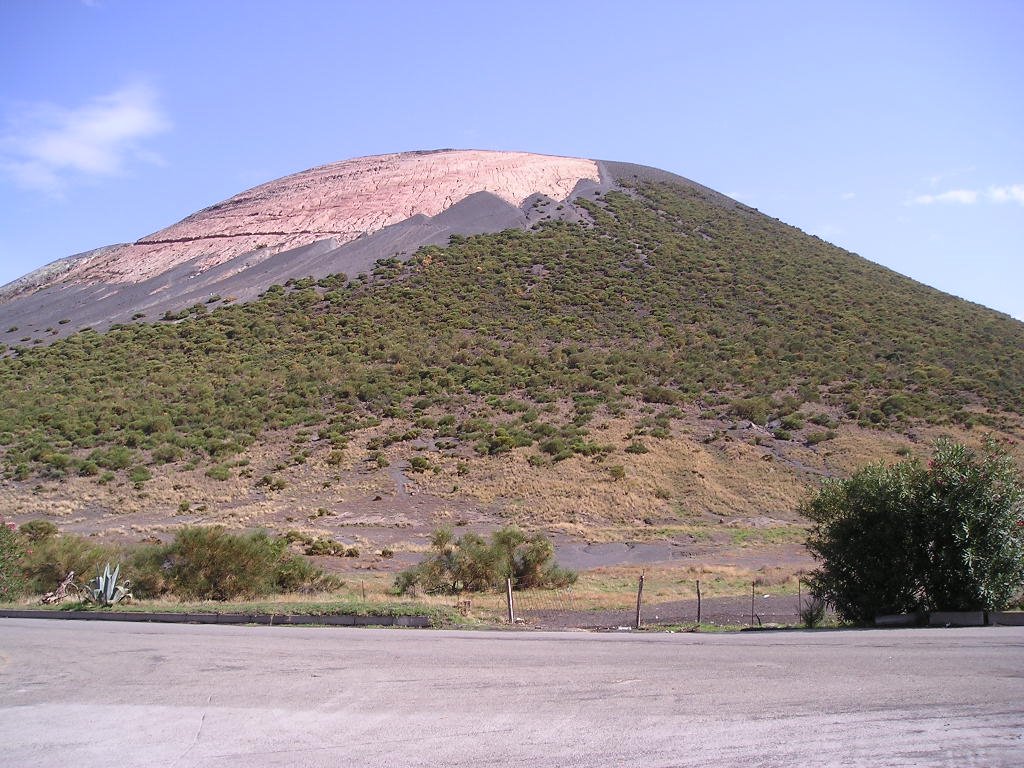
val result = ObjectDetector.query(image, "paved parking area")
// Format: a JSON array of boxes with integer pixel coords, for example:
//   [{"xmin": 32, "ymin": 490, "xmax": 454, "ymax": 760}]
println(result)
[{"xmin": 2, "ymin": 620, "xmax": 1022, "ymax": 766}]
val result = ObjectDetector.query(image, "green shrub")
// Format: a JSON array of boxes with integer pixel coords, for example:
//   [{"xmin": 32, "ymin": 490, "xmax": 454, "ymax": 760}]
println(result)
[
  {"xmin": 803, "ymin": 438, "xmax": 1024, "ymax": 623},
  {"xmin": 18, "ymin": 519, "xmax": 58, "ymax": 542},
  {"xmin": 408, "ymin": 456, "xmax": 433, "ymax": 473},
  {"xmin": 304, "ymin": 537, "xmax": 347, "ymax": 556},
  {"xmin": 162, "ymin": 526, "xmax": 327, "ymax": 600},
  {"xmin": 731, "ymin": 397, "xmax": 771, "ymax": 425},
  {"xmin": 917, "ymin": 439, "xmax": 1024, "ymax": 611},
  {"xmin": 781, "ymin": 414, "xmax": 804, "ymax": 430},
  {"xmin": 641, "ymin": 386, "xmax": 682, "ymax": 405},
  {"xmin": 394, "ymin": 526, "xmax": 575, "ymax": 595},
  {"xmin": 803, "ymin": 459, "xmax": 923, "ymax": 623},
  {"xmin": 21, "ymin": 534, "xmax": 123, "ymax": 595},
  {"xmin": 152, "ymin": 444, "xmax": 182, "ymax": 464},
  {"xmin": 0, "ymin": 517, "xmax": 26, "ymax": 600},
  {"xmin": 799, "ymin": 596, "xmax": 827, "ymax": 628},
  {"xmin": 257, "ymin": 474, "xmax": 286, "ymax": 491},
  {"xmin": 90, "ymin": 446, "xmax": 135, "ymax": 470},
  {"xmin": 205, "ymin": 464, "xmax": 231, "ymax": 481}
]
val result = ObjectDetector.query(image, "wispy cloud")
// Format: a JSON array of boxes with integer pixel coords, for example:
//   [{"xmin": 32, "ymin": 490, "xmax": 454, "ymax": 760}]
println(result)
[
  {"xmin": 909, "ymin": 185, "xmax": 1024, "ymax": 207},
  {"xmin": 911, "ymin": 189, "xmax": 979, "ymax": 205},
  {"xmin": 0, "ymin": 83, "xmax": 170, "ymax": 193},
  {"xmin": 840, "ymin": 191, "xmax": 856, "ymax": 200},
  {"xmin": 989, "ymin": 184, "xmax": 1024, "ymax": 205}
]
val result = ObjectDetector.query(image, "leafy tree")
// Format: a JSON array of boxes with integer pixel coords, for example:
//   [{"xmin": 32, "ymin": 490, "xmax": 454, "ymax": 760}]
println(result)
[
  {"xmin": 803, "ymin": 438, "xmax": 1024, "ymax": 623},
  {"xmin": 803, "ymin": 460, "xmax": 922, "ymax": 623},
  {"xmin": 917, "ymin": 439, "xmax": 1024, "ymax": 611}
]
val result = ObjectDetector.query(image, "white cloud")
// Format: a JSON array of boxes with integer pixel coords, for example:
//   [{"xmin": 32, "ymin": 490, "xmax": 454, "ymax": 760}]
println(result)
[
  {"xmin": 840, "ymin": 191, "xmax": 855, "ymax": 200},
  {"xmin": 0, "ymin": 83, "xmax": 169, "ymax": 193},
  {"xmin": 911, "ymin": 189, "xmax": 979, "ymax": 205},
  {"xmin": 909, "ymin": 184, "xmax": 1024, "ymax": 207},
  {"xmin": 988, "ymin": 184, "xmax": 1024, "ymax": 205}
]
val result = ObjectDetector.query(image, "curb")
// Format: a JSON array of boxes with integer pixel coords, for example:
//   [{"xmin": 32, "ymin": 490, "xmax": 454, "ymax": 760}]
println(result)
[{"xmin": 0, "ymin": 609, "xmax": 431, "ymax": 628}]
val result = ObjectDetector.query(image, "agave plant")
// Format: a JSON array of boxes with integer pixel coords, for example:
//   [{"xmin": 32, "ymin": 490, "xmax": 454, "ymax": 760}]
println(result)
[{"xmin": 82, "ymin": 563, "xmax": 133, "ymax": 607}]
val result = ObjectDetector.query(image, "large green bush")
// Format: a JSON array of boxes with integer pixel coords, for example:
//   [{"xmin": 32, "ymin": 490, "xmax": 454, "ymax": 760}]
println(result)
[
  {"xmin": 917, "ymin": 440, "xmax": 1024, "ymax": 611},
  {"xmin": 802, "ymin": 461, "xmax": 922, "ymax": 622},
  {"xmin": 16, "ymin": 526, "xmax": 331, "ymax": 601},
  {"xmin": 394, "ymin": 526, "xmax": 576, "ymax": 595},
  {"xmin": 803, "ymin": 438, "xmax": 1024, "ymax": 623},
  {"xmin": 20, "ymin": 533, "xmax": 122, "ymax": 595},
  {"xmin": 161, "ymin": 526, "xmax": 326, "ymax": 600}
]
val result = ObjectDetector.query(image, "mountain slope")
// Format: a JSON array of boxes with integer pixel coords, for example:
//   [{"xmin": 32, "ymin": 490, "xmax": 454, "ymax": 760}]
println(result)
[{"xmin": 0, "ymin": 153, "xmax": 1021, "ymax": 556}]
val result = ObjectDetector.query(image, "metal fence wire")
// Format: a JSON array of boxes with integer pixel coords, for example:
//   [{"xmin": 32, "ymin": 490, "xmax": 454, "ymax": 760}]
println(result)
[{"xmin": 507, "ymin": 577, "xmax": 810, "ymax": 630}]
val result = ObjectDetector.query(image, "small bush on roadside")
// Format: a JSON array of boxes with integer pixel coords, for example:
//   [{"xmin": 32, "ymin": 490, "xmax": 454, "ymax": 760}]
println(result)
[
  {"xmin": 799, "ymin": 595, "xmax": 828, "ymax": 628},
  {"xmin": 21, "ymin": 534, "xmax": 123, "ymax": 595},
  {"xmin": 163, "ymin": 526, "xmax": 327, "ymax": 600},
  {"xmin": 0, "ymin": 517, "xmax": 26, "ymax": 601},
  {"xmin": 394, "ymin": 526, "xmax": 576, "ymax": 595}
]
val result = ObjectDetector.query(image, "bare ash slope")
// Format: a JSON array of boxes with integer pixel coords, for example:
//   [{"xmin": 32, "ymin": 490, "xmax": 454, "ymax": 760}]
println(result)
[{"xmin": 1, "ymin": 150, "xmax": 632, "ymax": 340}]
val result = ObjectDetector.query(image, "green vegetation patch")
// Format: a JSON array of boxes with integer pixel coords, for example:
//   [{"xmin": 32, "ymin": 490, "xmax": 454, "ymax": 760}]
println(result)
[{"xmin": 0, "ymin": 182, "xmax": 1021, "ymax": 485}]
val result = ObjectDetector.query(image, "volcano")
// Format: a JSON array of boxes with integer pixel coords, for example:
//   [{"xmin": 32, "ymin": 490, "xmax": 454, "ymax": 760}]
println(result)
[{"xmin": 0, "ymin": 148, "xmax": 1021, "ymax": 567}]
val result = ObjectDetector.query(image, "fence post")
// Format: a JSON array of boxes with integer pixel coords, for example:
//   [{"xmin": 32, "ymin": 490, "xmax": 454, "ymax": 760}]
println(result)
[
  {"xmin": 797, "ymin": 578, "xmax": 802, "ymax": 615},
  {"xmin": 750, "ymin": 581, "xmax": 755, "ymax": 627},
  {"xmin": 506, "ymin": 577, "xmax": 515, "ymax": 624},
  {"xmin": 634, "ymin": 572, "xmax": 645, "ymax": 629},
  {"xmin": 696, "ymin": 579, "xmax": 701, "ymax": 625}
]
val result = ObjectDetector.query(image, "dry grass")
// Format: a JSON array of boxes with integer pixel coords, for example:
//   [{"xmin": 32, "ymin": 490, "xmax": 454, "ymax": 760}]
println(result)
[{"xmin": 1, "ymin": 410, "xmax": 1018, "ymax": 565}]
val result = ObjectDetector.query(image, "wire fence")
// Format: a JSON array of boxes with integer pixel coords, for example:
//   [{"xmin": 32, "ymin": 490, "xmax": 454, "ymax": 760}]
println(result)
[{"xmin": 506, "ymin": 576, "xmax": 813, "ymax": 630}]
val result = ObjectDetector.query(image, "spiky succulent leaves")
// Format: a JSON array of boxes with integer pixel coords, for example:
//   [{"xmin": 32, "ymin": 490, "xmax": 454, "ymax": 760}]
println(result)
[{"xmin": 82, "ymin": 562, "xmax": 133, "ymax": 606}]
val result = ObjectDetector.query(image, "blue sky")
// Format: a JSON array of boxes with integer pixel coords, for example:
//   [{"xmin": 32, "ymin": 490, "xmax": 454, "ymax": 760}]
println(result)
[{"xmin": 2, "ymin": 0, "xmax": 1022, "ymax": 319}]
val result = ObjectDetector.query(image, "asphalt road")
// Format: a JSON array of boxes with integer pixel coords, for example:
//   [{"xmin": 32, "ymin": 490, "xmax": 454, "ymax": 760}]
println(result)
[{"xmin": 1, "ymin": 619, "xmax": 1022, "ymax": 767}]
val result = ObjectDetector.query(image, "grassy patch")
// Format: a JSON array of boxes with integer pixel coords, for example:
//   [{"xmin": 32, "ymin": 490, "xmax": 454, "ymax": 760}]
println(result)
[{"xmin": 727, "ymin": 526, "xmax": 807, "ymax": 547}]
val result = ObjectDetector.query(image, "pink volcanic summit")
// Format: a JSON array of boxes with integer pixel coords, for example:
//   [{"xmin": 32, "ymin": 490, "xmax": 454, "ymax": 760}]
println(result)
[{"xmin": 63, "ymin": 150, "xmax": 601, "ymax": 285}]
